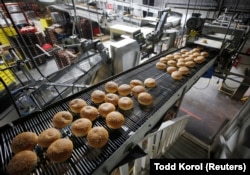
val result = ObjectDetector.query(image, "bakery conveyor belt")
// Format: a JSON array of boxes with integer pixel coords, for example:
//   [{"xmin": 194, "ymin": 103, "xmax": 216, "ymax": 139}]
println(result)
[{"xmin": 0, "ymin": 46, "xmax": 219, "ymax": 175}]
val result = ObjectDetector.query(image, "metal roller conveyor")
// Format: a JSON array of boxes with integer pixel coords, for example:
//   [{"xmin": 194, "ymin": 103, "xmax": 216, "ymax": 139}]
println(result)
[{"xmin": 0, "ymin": 45, "xmax": 219, "ymax": 175}]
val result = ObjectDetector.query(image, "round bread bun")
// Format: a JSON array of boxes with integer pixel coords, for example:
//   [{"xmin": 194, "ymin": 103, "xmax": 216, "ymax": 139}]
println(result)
[
  {"xmin": 192, "ymin": 52, "xmax": 200, "ymax": 57},
  {"xmin": 104, "ymin": 93, "xmax": 119, "ymax": 106},
  {"xmin": 192, "ymin": 48, "xmax": 200, "ymax": 53},
  {"xmin": 46, "ymin": 138, "xmax": 73, "ymax": 163},
  {"xmin": 200, "ymin": 51, "xmax": 209, "ymax": 57},
  {"xmin": 184, "ymin": 56, "xmax": 194, "ymax": 62},
  {"xmin": 98, "ymin": 102, "xmax": 116, "ymax": 117},
  {"xmin": 6, "ymin": 150, "xmax": 37, "ymax": 175},
  {"xmin": 87, "ymin": 126, "xmax": 109, "ymax": 148},
  {"xmin": 131, "ymin": 85, "xmax": 146, "ymax": 97},
  {"xmin": 171, "ymin": 71, "xmax": 183, "ymax": 80},
  {"xmin": 181, "ymin": 49, "xmax": 188, "ymax": 53},
  {"xmin": 118, "ymin": 97, "xmax": 134, "ymax": 110},
  {"xmin": 202, "ymin": 39, "xmax": 207, "ymax": 44},
  {"xmin": 178, "ymin": 66, "xmax": 190, "ymax": 75},
  {"xmin": 159, "ymin": 57, "xmax": 168, "ymax": 64},
  {"xmin": 69, "ymin": 98, "xmax": 87, "ymax": 113},
  {"xmin": 80, "ymin": 105, "xmax": 99, "ymax": 121},
  {"xmin": 38, "ymin": 128, "xmax": 61, "ymax": 148},
  {"xmin": 106, "ymin": 111, "xmax": 125, "ymax": 129},
  {"xmin": 118, "ymin": 84, "xmax": 131, "ymax": 96},
  {"xmin": 173, "ymin": 52, "xmax": 181, "ymax": 56},
  {"xmin": 165, "ymin": 54, "xmax": 174, "ymax": 60},
  {"xmin": 185, "ymin": 61, "xmax": 196, "ymax": 68},
  {"xmin": 178, "ymin": 58, "xmax": 185, "ymax": 62},
  {"xmin": 11, "ymin": 132, "xmax": 38, "ymax": 154},
  {"xmin": 130, "ymin": 79, "xmax": 143, "ymax": 88},
  {"xmin": 176, "ymin": 61, "xmax": 185, "ymax": 67},
  {"xmin": 104, "ymin": 81, "xmax": 118, "ymax": 93},
  {"xmin": 173, "ymin": 55, "xmax": 181, "ymax": 60},
  {"xmin": 144, "ymin": 78, "xmax": 156, "ymax": 88},
  {"xmin": 138, "ymin": 92, "xmax": 153, "ymax": 106},
  {"xmin": 167, "ymin": 60, "xmax": 176, "ymax": 66},
  {"xmin": 53, "ymin": 111, "xmax": 73, "ymax": 129},
  {"xmin": 156, "ymin": 62, "xmax": 167, "ymax": 70},
  {"xmin": 166, "ymin": 66, "xmax": 177, "ymax": 74},
  {"xmin": 194, "ymin": 55, "xmax": 205, "ymax": 63},
  {"xmin": 91, "ymin": 90, "xmax": 106, "ymax": 104},
  {"xmin": 71, "ymin": 118, "xmax": 92, "ymax": 137}
]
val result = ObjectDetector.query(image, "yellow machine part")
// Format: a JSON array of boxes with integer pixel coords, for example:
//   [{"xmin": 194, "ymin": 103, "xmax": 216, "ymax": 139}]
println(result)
[{"xmin": 0, "ymin": 63, "xmax": 16, "ymax": 91}]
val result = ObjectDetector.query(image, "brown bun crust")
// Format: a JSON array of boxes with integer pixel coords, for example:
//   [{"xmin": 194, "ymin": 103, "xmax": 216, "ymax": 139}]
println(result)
[
  {"xmin": 106, "ymin": 111, "xmax": 125, "ymax": 129},
  {"xmin": 38, "ymin": 128, "xmax": 61, "ymax": 148},
  {"xmin": 71, "ymin": 118, "xmax": 92, "ymax": 137},
  {"xmin": 11, "ymin": 132, "xmax": 38, "ymax": 154},
  {"xmin": 165, "ymin": 54, "xmax": 174, "ymax": 60},
  {"xmin": 171, "ymin": 71, "xmax": 183, "ymax": 80},
  {"xmin": 176, "ymin": 61, "xmax": 185, "ymax": 67},
  {"xmin": 184, "ymin": 56, "xmax": 194, "ymax": 62},
  {"xmin": 87, "ymin": 126, "xmax": 109, "ymax": 148},
  {"xmin": 53, "ymin": 111, "xmax": 73, "ymax": 129},
  {"xmin": 118, "ymin": 97, "xmax": 134, "ymax": 110},
  {"xmin": 118, "ymin": 84, "xmax": 131, "ymax": 96},
  {"xmin": 91, "ymin": 90, "xmax": 106, "ymax": 104},
  {"xmin": 104, "ymin": 93, "xmax": 119, "ymax": 106},
  {"xmin": 131, "ymin": 85, "xmax": 146, "ymax": 97},
  {"xmin": 144, "ymin": 78, "xmax": 157, "ymax": 88},
  {"xmin": 156, "ymin": 62, "xmax": 167, "ymax": 70},
  {"xmin": 178, "ymin": 66, "xmax": 190, "ymax": 75},
  {"xmin": 7, "ymin": 150, "xmax": 37, "ymax": 175},
  {"xmin": 69, "ymin": 98, "xmax": 87, "ymax": 113},
  {"xmin": 200, "ymin": 51, "xmax": 209, "ymax": 57},
  {"xmin": 98, "ymin": 102, "xmax": 116, "ymax": 117},
  {"xmin": 192, "ymin": 52, "xmax": 200, "ymax": 57},
  {"xmin": 130, "ymin": 79, "xmax": 143, "ymax": 88},
  {"xmin": 138, "ymin": 92, "xmax": 153, "ymax": 105},
  {"xmin": 80, "ymin": 105, "xmax": 99, "ymax": 121},
  {"xmin": 46, "ymin": 138, "xmax": 73, "ymax": 163},
  {"xmin": 167, "ymin": 60, "xmax": 176, "ymax": 66},
  {"xmin": 185, "ymin": 61, "xmax": 196, "ymax": 68},
  {"xmin": 104, "ymin": 81, "xmax": 118, "ymax": 93},
  {"xmin": 166, "ymin": 66, "xmax": 177, "ymax": 74},
  {"xmin": 181, "ymin": 49, "xmax": 188, "ymax": 53},
  {"xmin": 194, "ymin": 55, "xmax": 205, "ymax": 63}
]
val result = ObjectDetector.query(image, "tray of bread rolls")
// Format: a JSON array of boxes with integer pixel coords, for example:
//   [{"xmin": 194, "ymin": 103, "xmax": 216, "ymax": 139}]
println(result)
[{"xmin": 0, "ymin": 44, "xmax": 219, "ymax": 175}]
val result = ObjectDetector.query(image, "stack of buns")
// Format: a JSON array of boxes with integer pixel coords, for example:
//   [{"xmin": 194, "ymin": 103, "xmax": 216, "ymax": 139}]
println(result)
[{"xmin": 156, "ymin": 47, "xmax": 209, "ymax": 80}]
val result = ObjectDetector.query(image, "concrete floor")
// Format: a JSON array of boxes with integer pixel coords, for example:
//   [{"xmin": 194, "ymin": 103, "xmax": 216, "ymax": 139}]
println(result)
[{"xmin": 177, "ymin": 76, "xmax": 243, "ymax": 145}]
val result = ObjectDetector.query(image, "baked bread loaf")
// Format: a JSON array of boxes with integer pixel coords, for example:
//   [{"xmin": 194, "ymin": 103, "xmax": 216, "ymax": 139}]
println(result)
[
  {"xmin": 38, "ymin": 128, "xmax": 61, "ymax": 148},
  {"xmin": 166, "ymin": 66, "xmax": 177, "ymax": 74},
  {"xmin": 69, "ymin": 98, "xmax": 87, "ymax": 113},
  {"xmin": 118, "ymin": 84, "xmax": 131, "ymax": 96},
  {"xmin": 171, "ymin": 71, "xmax": 183, "ymax": 80},
  {"xmin": 176, "ymin": 61, "xmax": 185, "ymax": 67},
  {"xmin": 200, "ymin": 51, "xmax": 209, "ymax": 57},
  {"xmin": 104, "ymin": 93, "xmax": 119, "ymax": 106},
  {"xmin": 194, "ymin": 55, "xmax": 205, "ymax": 63},
  {"xmin": 6, "ymin": 150, "xmax": 38, "ymax": 175},
  {"xmin": 131, "ymin": 85, "xmax": 146, "ymax": 97},
  {"xmin": 167, "ymin": 60, "xmax": 176, "ymax": 66},
  {"xmin": 144, "ymin": 78, "xmax": 156, "ymax": 88},
  {"xmin": 91, "ymin": 90, "xmax": 106, "ymax": 104},
  {"xmin": 80, "ymin": 105, "xmax": 99, "ymax": 121},
  {"xmin": 185, "ymin": 61, "xmax": 196, "ymax": 68},
  {"xmin": 138, "ymin": 92, "xmax": 153, "ymax": 106},
  {"xmin": 11, "ymin": 132, "xmax": 38, "ymax": 154},
  {"xmin": 178, "ymin": 66, "xmax": 190, "ymax": 75},
  {"xmin": 71, "ymin": 118, "xmax": 92, "ymax": 137},
  {"xmin": 106, "ymin": 111, "xmax": 125, "ymax": 129},
  {"xmin": 104, "ymin": 81, "xmax": 118, "ymax": 93},
  {"xmin": 156, "ymin": 62, "xmax": 167, "ymax": 70},
  {"xmin": 98, "ymin": 102, "xmax": 116, "ymax": 117},
  {"xmin": 53, "ymin": 111, "xmax": 73, "ymax": 129},
  {"xmin": 46, "ymin": 138, "xmax": 73, "ymax": 163},
  {"xmin": 118, "ymin": 97, "xmax": 134, "ymax": 110},
  {"xmin": 87, "ymin": 126, "xmax": 109, "ymax": 148},
  {"xmin": 130, "ymin": 79, "xmax": 143, "ymax": 88}
]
